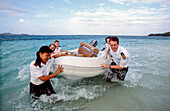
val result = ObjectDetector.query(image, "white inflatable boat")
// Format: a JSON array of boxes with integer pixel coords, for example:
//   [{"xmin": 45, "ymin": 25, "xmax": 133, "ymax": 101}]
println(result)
[
  {"xmin": 52, "ymin": 40, "xmax": 109, "ymax": 79},
  {"xmin": 52, "ymin": 55, "xmax": 108, "ymax": 79}
]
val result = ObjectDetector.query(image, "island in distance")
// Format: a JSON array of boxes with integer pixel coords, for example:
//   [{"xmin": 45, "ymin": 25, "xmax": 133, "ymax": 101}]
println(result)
[
  {"xmin": 0, "ymin": 32, "xmax": 29, "ymax": 36},
  {"xmin": 148, "ymin": 32, "xmax": 170, "ymax": 36}
]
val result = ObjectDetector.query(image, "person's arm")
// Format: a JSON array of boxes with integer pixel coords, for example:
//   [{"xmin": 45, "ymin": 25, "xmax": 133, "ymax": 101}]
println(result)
[
  {"xmin": 101, "ymin": 47, "xmax": 106, "ymax": 51},
  {"xmin": 51, "ymin": 53, "xmax": 62, "ymax": 58},
  {"xmin": 51, "ymin": 52, "xmax": 60, "ymax": 57},
  {"xmin": 52, "ymin": 52, "xmax": 68, "ymax": 58},
  {"xmin": 38, "ymin": 65, "xmax": 64, "ymax": 81},
  {"xmin": 110, "ymin": 64, "xmax": 123, "ymax": 70},
  {"xmin": 61, "ymin": 49, "xmax": 67, "ymax": 52},
  {"xmin": 101, "ymin": 63, "xmax": 123, "ymax": 70}
]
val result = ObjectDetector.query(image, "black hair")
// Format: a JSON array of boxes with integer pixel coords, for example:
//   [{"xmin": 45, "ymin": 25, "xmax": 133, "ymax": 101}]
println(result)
[
  {"xmin": 105, "ymin": 36, "xmax": 111, "ymax": 43},
  {"xmin": 35, "ymin": 46, "xmax": 53, "ymax": 68},
  {"xmin": 54, "ymin": 40, "xmax": 59, "ymax": 43},
  {"xmin": 49, "ymin": 43, "xmax": 56, "ymax": 48},
  {"xmin": 109, "ymin": 36, "xmax": 119, "ymax": 44}
]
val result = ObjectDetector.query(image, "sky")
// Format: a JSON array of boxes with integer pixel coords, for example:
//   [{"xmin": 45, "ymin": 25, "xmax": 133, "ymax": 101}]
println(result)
[{"xmin": 0, "ymin": 0, "xmax": 170, "ymax": 35}]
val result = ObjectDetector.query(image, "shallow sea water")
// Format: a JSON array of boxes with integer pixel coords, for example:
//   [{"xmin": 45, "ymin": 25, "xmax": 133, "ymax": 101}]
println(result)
[{"xmin": 0, "ymin": 35, "xmax": 170, "ymax": 111}]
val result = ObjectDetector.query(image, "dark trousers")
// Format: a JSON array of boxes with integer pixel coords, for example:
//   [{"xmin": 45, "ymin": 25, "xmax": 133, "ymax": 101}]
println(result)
[
  {"xmin": 30, "ymin": 80, "xmax": 56, "ymax": 99},
  {"xmin": 106, "ymin": 61, "xmax": 128, "ymax": 82}
]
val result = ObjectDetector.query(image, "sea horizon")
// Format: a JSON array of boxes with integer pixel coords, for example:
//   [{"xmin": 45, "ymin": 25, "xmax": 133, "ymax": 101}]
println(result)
[
  {"xmin": 1, "ymin": 31, "xmax": 170, "ymax": 36},
  {"xmin": 0, "ymin": 32, "xmax": 148, "ymax": 36}
]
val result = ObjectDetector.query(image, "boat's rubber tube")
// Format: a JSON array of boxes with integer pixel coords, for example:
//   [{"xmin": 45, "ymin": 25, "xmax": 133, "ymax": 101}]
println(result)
[{"xmin": 52, "ymin": 56, "xmax": 108, "ymax": 77}]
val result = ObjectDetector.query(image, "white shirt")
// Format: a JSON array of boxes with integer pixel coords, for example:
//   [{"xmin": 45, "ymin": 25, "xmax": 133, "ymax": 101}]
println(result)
[
  {"xmin": 54, "ymin": 47, "xmax": 61, "ymax": 53},
  {"xmin": 30, "ymin": 58, "xmax": 54, "ymax": 85},
  {"xmin": 104, "ymin": 43, "xmax": 110, "ymax": 52},
  {"xmin": 109, "ymin": 45, "xmax": 130, "ymax": 68}
]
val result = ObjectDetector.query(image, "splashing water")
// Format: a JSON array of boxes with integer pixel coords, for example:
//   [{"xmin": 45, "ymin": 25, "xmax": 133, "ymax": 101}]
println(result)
[{"xmin": 1, "ymin": 35, "xmax": 170, "ymax": 111}]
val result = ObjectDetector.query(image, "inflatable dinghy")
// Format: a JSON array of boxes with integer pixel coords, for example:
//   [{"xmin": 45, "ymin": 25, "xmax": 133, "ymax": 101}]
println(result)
[
  {"xmin": 52, "ymin": 40, "xmax": 109, "ymax": 79},
  {"xmin": 52, "ymin": 56, "xmax": 108, "ymax": 78}
]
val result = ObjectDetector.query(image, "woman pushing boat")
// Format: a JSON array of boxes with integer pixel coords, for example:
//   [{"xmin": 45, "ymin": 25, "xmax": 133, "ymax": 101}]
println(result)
[{"xmin": 30, "ymin": 46, "xmax": 64, "ymax": 99}]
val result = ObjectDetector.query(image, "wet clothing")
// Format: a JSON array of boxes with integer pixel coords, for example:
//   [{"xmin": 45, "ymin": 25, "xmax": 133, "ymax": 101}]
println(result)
[
  {"xmin": 106, "ymin": 62, "xmax": 128, "ymax": 82},
  {"xmin": 30, "ymin": 80, "xmax": 56, "ymax": 98},
  {"xmin": 107, "ymin": 45, "xmax": 130, "ymax": 81},
  {"xmin": 30, "ymin": 58, "xmax": 54, "ymax": 85},
  {"xmin": 30, "ymin": 58, "xmax": 55, "ymax": 98}
]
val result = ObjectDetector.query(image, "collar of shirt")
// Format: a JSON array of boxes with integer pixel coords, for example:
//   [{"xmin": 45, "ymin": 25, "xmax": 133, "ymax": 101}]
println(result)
[{"xmin": 40, "ymin": 57, "xmax": 54, "ymax": 67}]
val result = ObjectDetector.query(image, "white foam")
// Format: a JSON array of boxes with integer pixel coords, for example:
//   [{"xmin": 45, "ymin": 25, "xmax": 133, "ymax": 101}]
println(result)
[
  {"xmin": 123, "ymin": 69, "xmax": 143, "ymax": 88},
  {"xmin": 17, "ymin": 64, "xmax": 30, "ymax": 81},
  {"xmin": 39, "ymin": 94, "xmax": 62, "ymax": 103},
  {"xmin": 39, "ymin": 82, "xmax": 106, "ymax": 104}
]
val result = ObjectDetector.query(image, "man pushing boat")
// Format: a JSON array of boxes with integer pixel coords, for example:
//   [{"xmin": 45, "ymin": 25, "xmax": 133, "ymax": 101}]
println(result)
[{"xmin": 101, "ymin": 36, "xmax": 130, "ymax": 82}]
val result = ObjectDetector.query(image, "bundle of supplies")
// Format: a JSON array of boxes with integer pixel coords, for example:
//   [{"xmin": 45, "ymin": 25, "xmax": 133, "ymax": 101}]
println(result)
[{"xmin": 78, "ymin": 42, "xmax": 99, "ymax": 57}]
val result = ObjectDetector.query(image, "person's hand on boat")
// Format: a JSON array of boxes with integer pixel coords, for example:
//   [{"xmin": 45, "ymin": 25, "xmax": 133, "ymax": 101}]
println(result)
[
  {"xmin": 56, "ymin": 65, "xmax": 64, "ymax": 74},
  {"xmin": 65, "ymin": 51, "xmax": 69, "ymax": 55},
  {"xmin": 101, "ymin": 63, "xmax": 109, "ymax": 69},
  {"xmin": 61, "ymin": 50, "xmax": 67, "ymax": 52}
]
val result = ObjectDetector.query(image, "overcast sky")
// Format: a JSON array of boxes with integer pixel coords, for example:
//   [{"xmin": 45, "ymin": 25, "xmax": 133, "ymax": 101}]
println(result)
[{"xmin": 0, "ymin": 0, "xmax": 170, "ymax": 35}]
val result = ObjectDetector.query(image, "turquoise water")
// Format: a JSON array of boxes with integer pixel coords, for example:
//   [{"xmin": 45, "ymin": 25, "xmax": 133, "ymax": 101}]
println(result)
[{"xmin": 0, "ymin": 35, "xmax": 170, "ymax": 111}]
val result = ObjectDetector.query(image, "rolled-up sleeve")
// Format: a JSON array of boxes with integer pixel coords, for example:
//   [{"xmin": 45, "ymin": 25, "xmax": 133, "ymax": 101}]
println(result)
[
  {"xmin": 30, "ymin": 64, "xmax": 45, "ymax": 85},
  {"xmin": 30, "ymin": 59, "xmax": 55, "ymax": 85}
]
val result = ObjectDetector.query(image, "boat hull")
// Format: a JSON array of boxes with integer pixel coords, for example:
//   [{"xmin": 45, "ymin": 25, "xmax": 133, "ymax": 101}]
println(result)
[{"xmin": 52, "ymin": 56, "xmax": 108, "ymax": 78}]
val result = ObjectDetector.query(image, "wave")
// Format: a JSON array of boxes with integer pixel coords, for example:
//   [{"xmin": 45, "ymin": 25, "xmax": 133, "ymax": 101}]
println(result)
[
  {"xmin": 0, "ymin": 35, "xmax": 106, "ymax": 41},
  {"xmin": 10, "ymin": 75, "xmax": 107, "ymax": 111},
  {"xmin": 9, "ymin": 68, "xmax": 156, "ymax": 111},
  {"xmin": 17, "ymin": 65, "xmax": 30, "ymax": 81},
  {"xmin": 1, "ymin": 35, "xmax": 170, "ymax": 41}
]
